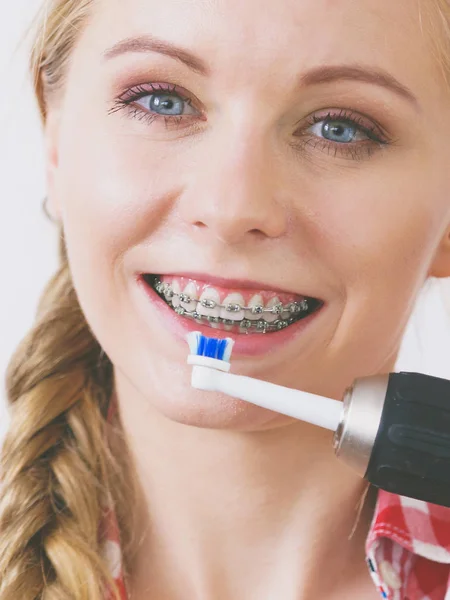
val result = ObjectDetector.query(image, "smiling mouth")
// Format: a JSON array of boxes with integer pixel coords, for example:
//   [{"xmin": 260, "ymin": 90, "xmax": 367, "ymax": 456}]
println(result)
[{"xmin": 142, "ymin": 274, "xmax": 324, "ymax": 334}]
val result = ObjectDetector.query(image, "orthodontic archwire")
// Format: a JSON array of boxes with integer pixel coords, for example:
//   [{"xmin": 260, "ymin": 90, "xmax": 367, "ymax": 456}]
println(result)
[{"xmin": 154, "ymin": 279, "xmax": 309, "ymax": 316}]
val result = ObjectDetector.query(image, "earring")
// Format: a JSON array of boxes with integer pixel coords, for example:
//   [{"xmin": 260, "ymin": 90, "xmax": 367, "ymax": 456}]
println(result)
[{"xmin": 42, "ymin": 195, "xmax": 57, "ymax": 223}]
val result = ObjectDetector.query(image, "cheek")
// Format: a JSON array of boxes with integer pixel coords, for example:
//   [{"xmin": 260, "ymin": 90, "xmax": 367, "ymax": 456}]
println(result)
[
  {"xmin": 312, "ymin": 159, "xmax": 439, "ymax": 291},
  {"xmin": 53, "ymin": 112, "xmax": 185, "ymax": 344},
  {"xmin": 55, "ymin": 111, "xmax": 182, "ymax": 267},
  {"xmin": 311, "ymin": 172, "xmax": 441, "ymax": 373}
]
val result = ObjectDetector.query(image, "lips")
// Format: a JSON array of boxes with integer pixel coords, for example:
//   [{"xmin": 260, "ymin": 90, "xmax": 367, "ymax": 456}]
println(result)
[{"xmin": 134, "ymin": 272, "xmax": 325, "ymax": 355}]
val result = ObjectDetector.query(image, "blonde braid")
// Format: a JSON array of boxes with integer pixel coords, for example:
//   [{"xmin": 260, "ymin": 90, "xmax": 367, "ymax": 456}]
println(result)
[
  {"xmin": 0, "ymin": 2, "xmax": 140, "ymax": 596},
  {"xmin": 0, "ymin": 235, "xmax": 124, "ymax": 599}
]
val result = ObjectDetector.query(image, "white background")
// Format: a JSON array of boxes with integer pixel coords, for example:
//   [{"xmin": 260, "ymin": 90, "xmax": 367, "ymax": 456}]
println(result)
[
  {"xmin": 1, "ymin": 2, "xmax": 450, "ymax": 447},
  {"xmin": 0, "ymin": 1, "xmax": 59, "ymax": 442}
]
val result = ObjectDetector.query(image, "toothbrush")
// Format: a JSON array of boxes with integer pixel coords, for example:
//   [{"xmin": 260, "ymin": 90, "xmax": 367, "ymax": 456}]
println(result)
[
  {"xmin": 186, "ymin": 331, "xmax": 342, "ymax": 431},
  {"xmin": 186, "ymin": 331, "xmax": 450, "ymax": 508}
]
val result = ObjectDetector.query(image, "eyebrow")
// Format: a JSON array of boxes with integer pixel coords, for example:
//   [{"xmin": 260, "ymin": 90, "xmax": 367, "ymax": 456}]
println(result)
[
  {"xmin": 103, "ymin": 35, "xmax": 209, "ymax": 76},
  {"xmin": 299, "ymin": 65, "xmax": 419, "ymax": 109},
  {"xmin": 103, "ymin": 36, "xmax": 419, "ymax": 109}
]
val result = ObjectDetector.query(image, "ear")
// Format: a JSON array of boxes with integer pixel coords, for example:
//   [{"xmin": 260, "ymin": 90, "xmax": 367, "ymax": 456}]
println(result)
[
  {"xmin": 44, "ymin": 105, "xmax": 62, "ymax": 223},
  {"xmin": 428, "ymin": 225, "xmax": 450, "ymax": 278}
]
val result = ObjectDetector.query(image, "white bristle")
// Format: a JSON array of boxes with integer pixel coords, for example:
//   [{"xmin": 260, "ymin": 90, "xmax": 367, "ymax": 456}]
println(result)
[
  {"xmin": 222, "ymin": 338, "xmax": 235, "ymax": 362},
  {"xmin": 186, "ymin": 331, "xmax": 201, "ymax": 355}
]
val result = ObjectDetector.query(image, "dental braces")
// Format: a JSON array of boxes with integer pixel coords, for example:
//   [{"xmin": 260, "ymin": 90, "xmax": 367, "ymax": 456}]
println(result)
[
  {"xmin": 154, "ymin": 280, "xmax": 309, "ymax": 315},
  {"xmin": 177, "ymin": 307, "xmax": 300, "ymax": 333}
]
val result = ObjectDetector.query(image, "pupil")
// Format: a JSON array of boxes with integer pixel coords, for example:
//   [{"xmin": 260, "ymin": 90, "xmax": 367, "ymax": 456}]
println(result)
[{"xmin": 323, "ymin": 121, "xmax": 355, "ymax": 143}]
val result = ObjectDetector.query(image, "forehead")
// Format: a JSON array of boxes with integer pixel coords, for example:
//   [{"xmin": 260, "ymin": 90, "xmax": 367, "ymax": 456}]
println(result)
[{"xmin": 80, "ymin": 0, "xmax": 441, "ymax": 98}]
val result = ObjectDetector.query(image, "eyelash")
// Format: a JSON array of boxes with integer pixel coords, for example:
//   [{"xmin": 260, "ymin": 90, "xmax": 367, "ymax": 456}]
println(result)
[{"xmin": 109, "ymin": 83, "xmax": 392, "ymax": 160}]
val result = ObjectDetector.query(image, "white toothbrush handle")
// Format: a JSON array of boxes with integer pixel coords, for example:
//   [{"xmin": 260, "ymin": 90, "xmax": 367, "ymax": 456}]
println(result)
[{"xmin": 191, "ymin": 366, "xmax": 343, "ymax": 431}]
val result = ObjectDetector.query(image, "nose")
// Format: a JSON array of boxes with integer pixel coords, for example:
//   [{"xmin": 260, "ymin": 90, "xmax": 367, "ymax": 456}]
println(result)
[{"xmin": 178, "ymin": 127, "xmax": 288, "ymax": 246}]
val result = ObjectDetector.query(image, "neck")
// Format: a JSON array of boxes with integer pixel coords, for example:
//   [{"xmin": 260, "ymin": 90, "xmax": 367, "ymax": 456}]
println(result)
[{"xmin": 115, "ymin": 389, "xmax": 377, "ymax": 600}]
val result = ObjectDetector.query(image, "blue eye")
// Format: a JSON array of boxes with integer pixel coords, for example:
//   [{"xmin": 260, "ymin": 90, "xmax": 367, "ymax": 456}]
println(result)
[
  {"xmin": 309, "ymin": 118, "xmax": 371, "ymax": 143},
  {"xmin": 136, "ymin": 92, "xmax": 196, "ymax": 117}
]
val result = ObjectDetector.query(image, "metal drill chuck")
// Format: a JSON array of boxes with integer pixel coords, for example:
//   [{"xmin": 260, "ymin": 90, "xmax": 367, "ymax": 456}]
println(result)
[{"xmin": 333, "ymin": 372, "xmax": 450, "ymax": 508}]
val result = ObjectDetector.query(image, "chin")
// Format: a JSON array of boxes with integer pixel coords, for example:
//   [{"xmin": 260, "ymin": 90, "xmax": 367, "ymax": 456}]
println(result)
[
  {"xmin": 157, "ymin": 385, "xmax": 300, "ymax": 430},
  {"xmin": 116, "ymin": 365, "xmax": 294, "ymax": 431}
]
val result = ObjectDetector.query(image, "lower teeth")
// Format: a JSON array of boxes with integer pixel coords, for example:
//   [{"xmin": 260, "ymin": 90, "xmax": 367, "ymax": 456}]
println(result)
[{"xmin": 150, "ymin": 277, "xmax": 316, "ymax": 334}]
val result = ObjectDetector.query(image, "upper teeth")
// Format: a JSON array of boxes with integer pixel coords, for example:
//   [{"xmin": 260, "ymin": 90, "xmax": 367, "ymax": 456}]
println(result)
[{"xmin": 154, "ymin": 279, "xmax": 309, "ymax": 315}]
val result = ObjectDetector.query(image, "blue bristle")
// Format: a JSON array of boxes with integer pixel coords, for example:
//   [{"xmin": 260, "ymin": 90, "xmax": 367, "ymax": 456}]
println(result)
[
  {"xmin": 205, "ymin": 337, "xmax": 220, "ymax": 359},
  {"xmin": 217, "ymin": 339, "xmax": 227, "ymax": 360},
  {"xmin": 186, "ymin": 332, "xmax": 234, "ymax": 362},
  {"xmin": 198, "ymin": 334, "xmax": 206, "ymax": 356}
]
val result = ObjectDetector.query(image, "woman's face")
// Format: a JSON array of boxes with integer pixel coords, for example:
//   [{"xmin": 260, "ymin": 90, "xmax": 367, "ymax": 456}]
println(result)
[{"xmin": 46, "ymin": 0, "xmax": 450, "ymax": 429}]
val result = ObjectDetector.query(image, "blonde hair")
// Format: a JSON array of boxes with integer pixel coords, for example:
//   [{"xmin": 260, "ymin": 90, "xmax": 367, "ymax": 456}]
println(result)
[
  {"xmin": 0, "ymin": 0, "xmax": 450, "ymax": 598},
  {"xmin": 0, "ymin": 2, "xmax": 137, "ymax": 598},
  {"xmin": 422, "ymin": 0, "xmax": 450, "ymax": 85}
]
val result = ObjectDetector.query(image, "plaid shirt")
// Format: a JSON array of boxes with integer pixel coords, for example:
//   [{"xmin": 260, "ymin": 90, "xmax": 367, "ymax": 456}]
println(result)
[{"xmin": 366, "ymin": 492, "xmax": 450, "ymax": 600}]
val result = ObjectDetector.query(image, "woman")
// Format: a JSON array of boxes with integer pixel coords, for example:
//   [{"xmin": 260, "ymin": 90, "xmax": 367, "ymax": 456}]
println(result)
[{"xmin": 1, "ymin": 0, "xmax": 450, "ymax": 598}]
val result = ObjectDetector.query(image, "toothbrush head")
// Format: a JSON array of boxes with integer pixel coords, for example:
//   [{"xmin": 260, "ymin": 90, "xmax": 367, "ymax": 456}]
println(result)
[{"xmin": 186, "ymin": 332, "xmax": 235, "ymax": 372}]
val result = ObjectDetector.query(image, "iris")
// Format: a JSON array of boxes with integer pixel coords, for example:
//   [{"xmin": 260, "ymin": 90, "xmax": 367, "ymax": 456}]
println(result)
[
  {"xmin": 148, "ymin": 93, "xmax": 185, "ymax": 115},
  {"xmin": 322, "ymin": 120, "xmax": 356, "ymax": 143}
]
